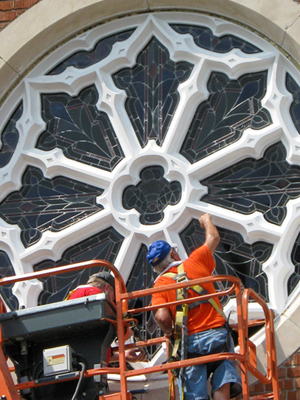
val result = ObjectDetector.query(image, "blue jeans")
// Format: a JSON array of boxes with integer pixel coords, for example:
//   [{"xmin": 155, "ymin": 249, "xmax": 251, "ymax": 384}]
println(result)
[{"xmin": 177, "ymin": 326, "xmax": 242, "ymax": 400}]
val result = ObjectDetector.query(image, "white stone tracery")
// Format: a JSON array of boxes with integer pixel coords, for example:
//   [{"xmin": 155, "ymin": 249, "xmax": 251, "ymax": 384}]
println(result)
[{"xmin": 0, "ymin": 14, "xmax": 299, "ymax": 364}]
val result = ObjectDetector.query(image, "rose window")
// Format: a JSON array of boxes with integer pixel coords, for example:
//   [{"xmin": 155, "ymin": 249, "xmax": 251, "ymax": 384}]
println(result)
[{"xmin": 1, "ymin": 13, "xmax": 300, "ymax": 360}]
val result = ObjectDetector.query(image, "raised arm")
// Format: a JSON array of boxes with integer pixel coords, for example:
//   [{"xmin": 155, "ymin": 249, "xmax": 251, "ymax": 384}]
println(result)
[{"xmin": 199, "ymin": 213, "xmax": 220, "ymax": 254}]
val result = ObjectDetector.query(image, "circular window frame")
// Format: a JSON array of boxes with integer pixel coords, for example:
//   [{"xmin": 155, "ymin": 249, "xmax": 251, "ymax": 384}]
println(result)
[{"xmin": 1, "ymin": 0, "xmax": 300, "ymax": 383}]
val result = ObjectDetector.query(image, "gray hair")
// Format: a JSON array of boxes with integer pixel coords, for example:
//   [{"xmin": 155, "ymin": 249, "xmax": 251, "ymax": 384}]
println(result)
[
  {"xmin": 153, "ymin": 250, "xmax": 174, "ymax": 274},
  {"xmin": 87, "ymin": 274, "xmax": 108, "ymax": 289}
]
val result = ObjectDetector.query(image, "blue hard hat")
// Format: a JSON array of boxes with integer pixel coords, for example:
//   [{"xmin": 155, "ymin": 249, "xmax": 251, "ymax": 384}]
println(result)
[{"xmin": 146, "ymin": 240, "xmax": 171, "ymax": 266}]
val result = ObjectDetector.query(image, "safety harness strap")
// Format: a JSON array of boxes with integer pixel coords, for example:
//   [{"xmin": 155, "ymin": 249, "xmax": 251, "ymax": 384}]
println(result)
[
  {"xmin": 163, "ymin": 263, "xmax": 227, "ymax": 400},
  {"xmin": 64, "ymin": 289, "xmax": 75, "ymax": 300},
  {"xmin": 163, "ymin": 265, "xmax": 227, "ymax": 321}
]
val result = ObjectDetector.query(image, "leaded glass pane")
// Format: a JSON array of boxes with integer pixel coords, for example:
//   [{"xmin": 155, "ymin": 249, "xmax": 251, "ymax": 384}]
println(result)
[
  {"xmin": 170, "ymin": 24, "xmax": 262, "ymax": 54},
  {"xmin": 201, "ymin": 142, "xmax": 300, "ymax": 225},
  {"xmin": 123, "ymin": 166, "xmax": 181, "ymax": 224},
  {"xmin": 1, "ymin": 13, "xmax": 300, "ymax": 366},
  {"xmin": 48, "ymin": 30, "xmax": 136, "ymax": 75},
  {"xmin": 34, "ymin": 227, "xmax": 124, "ymax": 304},
  {"xmin": 180, "ymin": 71, "xmax": 272, "ymax": 163},
  {"xmin": 180, "ymin": 219, "xmax": 271, "ymax": 302},
  {"xmin": 289, "ymin": 232, "xmax": 300, "ymax": 295},
  {"xmin": 113, "ymin": 37, "xmax": 193, "ymax": 147},
  {"xmin": 0, "ymin": 102, "xmax": 22, "ymax": 168},
  {"xmin": 126, "ymin": 245, "xmax": 160, "ymax": 358},
  {"xmin": 37, "ymin": 85, "xmax": 124, "ymax": 171},
  {"xmin": 0, "ymin": 251, "xmax": 18, "ymax": 310},
  {"xmin": 0, "ymin": 166, "xmax": 104, "ymax": 247},
  {"xmin": 287, "ymin": 72, "xmax": 300, "ymax": 134}
]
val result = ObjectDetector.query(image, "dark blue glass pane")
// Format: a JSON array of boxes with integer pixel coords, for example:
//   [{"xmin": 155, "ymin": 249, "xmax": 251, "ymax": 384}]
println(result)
[
  {"xmin": 0, "ymin": 251, "xmax": 18, "ymax": 310},
  {"xmin": 290, "ymin": 232, "xmax": 300, "ymax": 295},
  {"xmin": 34, "ymin": 227, "xmax": 124, "ymax": 304},
  {"xmin": 180, "ymin": 219, "xmax": 271, "ymax": 302},
  {"xmin": 48, "ymin": 30, "xmax": 136, "ymax": 75},
  {"xmin": 0, "ymin": 166, "xmax": 104, "ymax": 247},
  {"xmin": 123, "ymin": 166, "xmax": 181, "ymax": 224},
  {"xmin": 286, "ymin": 72, "xmax": 300, "ymax": 134},
  {"xmin": 37, "ymin": 85, "xmax": 124, "ymax": 171},
  {"xmin": 201, "ymin": 142, "xmax": 300, "ymax": 225},
  {"xmin": 0, "ymin": 102, "xmax": 22, "ymax": 168},
  {"xmin": 126, "ymin": 244, "xmax": 160, "ymax": 358},
  {"xmin": 113, "ymin": 37, "xmax": 193, "ymax": 147},
  {"xmin": 180, "ymin": 71, "xmax": 272, "ymax": 163},
  {"xmin": 170, "ymin": 24, "xmax": 262, "ymax": 54}
]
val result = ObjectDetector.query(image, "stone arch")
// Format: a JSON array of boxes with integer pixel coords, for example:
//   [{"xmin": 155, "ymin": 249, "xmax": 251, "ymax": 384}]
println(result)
[
  {"xmin": 1, "ymin": 0, "xmax": 300, "ymax": 387},
  {"xmin": 1, "ymin": 0, "xmax": 300, "ymax": 102}
]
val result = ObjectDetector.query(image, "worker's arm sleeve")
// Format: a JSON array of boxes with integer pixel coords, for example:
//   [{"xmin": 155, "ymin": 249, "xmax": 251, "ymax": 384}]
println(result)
[{"xmin": 151, "ymin": 289, "xmax": 168, "ymax": 308}]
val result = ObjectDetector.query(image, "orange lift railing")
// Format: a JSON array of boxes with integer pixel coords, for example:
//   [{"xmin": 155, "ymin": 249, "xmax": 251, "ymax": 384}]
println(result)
[{"xmin": 0, "ymin": 260, "xmax": 280, "ymax": 400}]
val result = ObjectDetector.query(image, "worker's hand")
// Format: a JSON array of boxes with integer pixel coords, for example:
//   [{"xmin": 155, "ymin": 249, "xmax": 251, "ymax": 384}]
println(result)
[
  {"xmin": 127, "ymin": 327, "xmax": 134, "ymax": 337},
  {"xmin": 163, "ymin": 326, "xmax": 174, "ymax": 339},
  {"xmin": 199, "ymin": 213, "xmax": 212, "ymax": 228},
  {"xmin": 124, "ymin": 348, "xmax": 147, "ymax": 363},
  {"xmin": 164, "ymin": 331, "xmax": 174, "ymax": 340},
  {"xmin": 199, "ymin": 213, "xmax": 220, "ymax": 254}
]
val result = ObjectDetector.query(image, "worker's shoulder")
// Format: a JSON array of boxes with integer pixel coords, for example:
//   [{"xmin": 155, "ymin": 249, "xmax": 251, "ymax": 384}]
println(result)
[
  {"xmin": 153, "ymin": 268, "xmax": 178, "ymax": 287},
  {"xmin": 186, "ymin": 244, "xmax": 213, "ymax": 263}
]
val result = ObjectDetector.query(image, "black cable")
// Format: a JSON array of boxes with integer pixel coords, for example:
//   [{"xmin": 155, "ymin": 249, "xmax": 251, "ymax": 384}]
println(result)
[{"xmin": 71, "ymin": 362, "xmax": 86, "ymax": 400}]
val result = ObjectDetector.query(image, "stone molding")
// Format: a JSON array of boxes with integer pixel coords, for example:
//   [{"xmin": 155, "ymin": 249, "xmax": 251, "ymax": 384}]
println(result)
[{"xmin": 0, "ymin": 0, "xmax": 300, "ymax": 103}]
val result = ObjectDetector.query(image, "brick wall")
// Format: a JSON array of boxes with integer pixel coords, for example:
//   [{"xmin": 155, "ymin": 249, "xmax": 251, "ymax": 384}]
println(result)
[
  {"xmin": 0, "ymin": 0, "xmax": 42, "ymax": 31},
  {"xmin": 249, "ymin": 348, "xmax": 300, "ymax": 400}
]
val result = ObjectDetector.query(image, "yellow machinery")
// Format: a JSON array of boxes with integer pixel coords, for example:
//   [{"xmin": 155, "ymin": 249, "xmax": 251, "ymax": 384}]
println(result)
[{"xmin": 0, "ymin": 260, "xmax": 280, "ymax": 400}]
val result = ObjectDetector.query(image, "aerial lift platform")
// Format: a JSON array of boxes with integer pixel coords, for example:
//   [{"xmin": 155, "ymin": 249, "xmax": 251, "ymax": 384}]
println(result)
[{"xmin": 0, "ymin": 260, "xmax": 280, "ymax": 400}]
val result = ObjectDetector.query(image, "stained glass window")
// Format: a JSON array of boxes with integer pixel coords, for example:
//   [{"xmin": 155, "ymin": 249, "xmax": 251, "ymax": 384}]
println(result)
[
  {"xmin": 287, "ymin": 72, "xmax": 300, "ymax": 134},
  {"xmin": 0, "ymin": 102, "xmax": 22, "ymax": 168},
  {"xmin": 0, "ymin": 14, "xmax": 299, "ymax": 355},
  {"xmin": 34, "ymin": 227, "xmax": 124, "ymax": 304},
  {"xmin": 126, "ymin": 244, "xmax": 159, "ymax": 357},
  {"xmin": 180, "ymin": 71, "xmax": 272, "ymax": 163},
  {"xmin": 0, "ymin": 166, "xmax": 104, "ymax": 247},
  {"xmin": 0, "ymin": 251, "xmax": 18, "ymax": 310},
  {"xmin": 48, "ymin": 30, "xmax": 136, "ymax": 75},
  {"xmin": 113, "ymin": 37, "xmax": 193, "ymax": 147},
  {"xmin": 170, "ymin": 24, "xmax": 262, "ymax": 54},
  {"xmin": 123, "ymin": 165, "xmax": 181, "ymax": 224},
  {"xmin": 180, "ymin": 219, "xmax": 271, "ymax": 302},
  {"xmin": 290, "ymin": 232, "xmax": 300, "ymax": 295},
  {"xmin": 37, "ymin": 85, "xmax": 124, "ymax": 171},
  {"xmin": 200, "ymin": 142, "xmax": 300, "ymax": 226}
]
